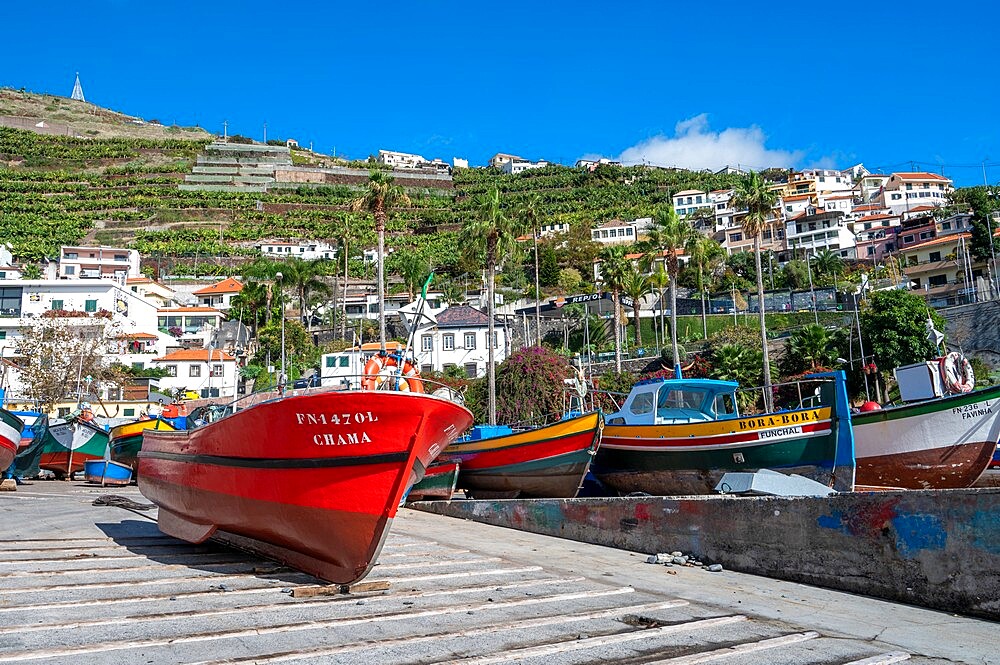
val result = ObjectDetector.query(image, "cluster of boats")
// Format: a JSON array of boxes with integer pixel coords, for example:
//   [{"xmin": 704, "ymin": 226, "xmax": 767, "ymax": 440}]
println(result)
[{"xmin": 3, "ymin": 346, "xmax": 998, "ymax": 587}]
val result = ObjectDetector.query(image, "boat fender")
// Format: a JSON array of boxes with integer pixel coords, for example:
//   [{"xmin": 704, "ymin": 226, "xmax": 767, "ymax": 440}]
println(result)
[
  {"xmin": 940, "ymin": 352, "xmax": 975, "ymax": 394},
  {"xmin": 859, "ymin": 401, "xmax": 882, "ymax": 412}
]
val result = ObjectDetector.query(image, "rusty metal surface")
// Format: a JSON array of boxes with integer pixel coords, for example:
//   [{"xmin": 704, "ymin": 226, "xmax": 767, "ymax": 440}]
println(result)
[{"xmin": 0, "ymin": 482, "xmax": 982, "ymax": 664}]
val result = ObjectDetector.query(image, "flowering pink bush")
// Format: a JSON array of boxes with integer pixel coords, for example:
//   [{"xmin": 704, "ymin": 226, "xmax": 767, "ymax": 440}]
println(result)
[{"xmin": 466, "ymin": 346, "xmax": 573, "ymax": 424}]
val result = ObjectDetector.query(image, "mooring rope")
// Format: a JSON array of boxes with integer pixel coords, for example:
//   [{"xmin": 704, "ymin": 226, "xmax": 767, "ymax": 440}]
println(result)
[{"xmin": 92, "ymin": 494, "xmax": 156, "ymax": 511}]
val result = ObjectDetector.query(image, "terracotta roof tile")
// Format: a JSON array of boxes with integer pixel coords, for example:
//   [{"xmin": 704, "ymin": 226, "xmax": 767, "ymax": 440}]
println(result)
[
  {"xmin": 893, "ymin": 172, "xmax": 951, "ymax": 181},
  {"xmin": 192, "ymin": 278, "xmax": 244, "ymax": 295},
  {"xmin": 437, "ymin": 305, "xmax": 491, "ymax": 327},
  {"xmin": 153, "ymin": 349, "xmax": 235, "ymax": 362}
]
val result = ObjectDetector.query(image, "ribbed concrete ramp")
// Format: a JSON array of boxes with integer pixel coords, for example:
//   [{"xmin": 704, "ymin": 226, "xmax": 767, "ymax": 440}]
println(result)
[{"xmin": 0, "ymin": 484, "xmax": 984, "ymax": 664}]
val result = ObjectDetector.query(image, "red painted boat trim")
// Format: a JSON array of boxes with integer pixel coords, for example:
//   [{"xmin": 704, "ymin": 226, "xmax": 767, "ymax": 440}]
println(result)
[{"xmin": 444, "ymin": 429, "xmax": 597, "ymax": 470}]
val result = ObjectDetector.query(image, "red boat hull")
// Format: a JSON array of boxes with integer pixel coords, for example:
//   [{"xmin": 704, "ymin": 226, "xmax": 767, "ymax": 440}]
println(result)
[{"xmin": 137, "ymin": 389, "xmax": 472, "ymax": 584}]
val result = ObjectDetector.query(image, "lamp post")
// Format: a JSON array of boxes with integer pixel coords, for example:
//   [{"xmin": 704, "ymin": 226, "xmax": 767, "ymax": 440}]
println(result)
[
  {"xmin": 275, "ymin": 271, "xmax": 285, "ymax": 391},
  {"xmin": 806, "ymin": 253, "xmax": 819, "ymax": 325},
  {"xmin": 533, "ymin": 231, "xmax": 541, "ymax": 347},
  {"xmin": 982, "ymin": 159, "xmax": 1000, "ymax": 299}
]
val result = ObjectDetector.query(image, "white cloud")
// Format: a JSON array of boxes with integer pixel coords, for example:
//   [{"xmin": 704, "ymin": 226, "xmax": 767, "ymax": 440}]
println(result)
[{"xmin": 614, "ymin": 114, "xmax": 805, "ymax": 171}]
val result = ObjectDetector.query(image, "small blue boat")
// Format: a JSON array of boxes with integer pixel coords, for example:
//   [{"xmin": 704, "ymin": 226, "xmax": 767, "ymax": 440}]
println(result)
[{"xmin": 83, "ymin": 459, "xmax": 133, "ymax": 486}]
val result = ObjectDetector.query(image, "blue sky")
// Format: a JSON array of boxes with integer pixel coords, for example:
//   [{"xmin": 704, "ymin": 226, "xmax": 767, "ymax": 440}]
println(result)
[{"xmin": 3, "ymin": 1, "xmax": 999, "ymax": 185}]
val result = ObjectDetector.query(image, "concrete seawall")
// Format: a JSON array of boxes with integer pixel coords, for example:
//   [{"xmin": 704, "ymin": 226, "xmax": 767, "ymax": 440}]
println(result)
[{"xmin": 414, "ymin": 487, "xmax": 1000, "ymax": 620}]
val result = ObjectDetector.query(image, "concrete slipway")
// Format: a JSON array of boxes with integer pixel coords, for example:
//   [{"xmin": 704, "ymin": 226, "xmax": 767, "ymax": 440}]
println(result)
[{"xmin": 0, "ymin": 483, "xmax": 993, "ymax": 665}]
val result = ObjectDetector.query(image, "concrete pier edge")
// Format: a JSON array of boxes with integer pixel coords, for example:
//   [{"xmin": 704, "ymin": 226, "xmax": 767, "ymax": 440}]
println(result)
[{"xmin": 413, "ymin": 487, "xmax": 1000, "ymax": 621}]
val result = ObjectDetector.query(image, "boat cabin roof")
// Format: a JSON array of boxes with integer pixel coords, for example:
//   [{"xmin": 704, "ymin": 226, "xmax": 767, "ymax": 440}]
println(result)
[{"xmin": 609, "ymin": 378, "xmax": 741, "ymax": 426}]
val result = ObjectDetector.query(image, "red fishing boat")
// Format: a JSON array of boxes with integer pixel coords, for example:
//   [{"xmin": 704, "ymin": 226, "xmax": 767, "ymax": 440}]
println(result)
[
  {"xmin": 0, "ymin": 408, "xmax": 23, "ymax": 472},
  {"xmin": 138, "ymin": 387, "xmax": 472, "ymax": 584}
]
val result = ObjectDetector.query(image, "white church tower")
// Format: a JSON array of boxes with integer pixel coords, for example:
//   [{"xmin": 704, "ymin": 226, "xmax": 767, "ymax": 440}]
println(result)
[{"xmin": 70, "ymin": 73, "xmax": 85, "ymax": 102}]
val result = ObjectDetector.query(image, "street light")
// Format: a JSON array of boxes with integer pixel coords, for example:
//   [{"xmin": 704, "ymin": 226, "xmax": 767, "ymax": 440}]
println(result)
[
  {"xmin": 275, "ymin": 271, "xmax": 285, "ymax": 392},
  {"xmin": 806, "ymin": 253, "xmax": 819, "ymax": 325}
]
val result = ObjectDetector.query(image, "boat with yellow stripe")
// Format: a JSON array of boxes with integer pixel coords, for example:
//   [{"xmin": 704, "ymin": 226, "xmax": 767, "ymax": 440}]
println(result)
[
  {"xmin": 594, "ymin": 373, "xmax": 855, "ymax": 495},
  {"xmin": 437, "ymin": 410, "xmax": 603, "ymax": 499},
  {"xmin": 110, "ymin": 418, "xmax": 176, "ymax": 472}
]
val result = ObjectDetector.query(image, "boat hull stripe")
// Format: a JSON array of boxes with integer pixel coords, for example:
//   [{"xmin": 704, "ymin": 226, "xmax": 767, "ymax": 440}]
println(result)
[{"xmin": 137, "ymin": 450, "xmax": 410, "ymax": 469}]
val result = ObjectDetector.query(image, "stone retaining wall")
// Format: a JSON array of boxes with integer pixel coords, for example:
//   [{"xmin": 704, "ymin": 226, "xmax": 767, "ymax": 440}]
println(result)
[{"xmin": 415, "ymin": 488, "xmax": 1000, "ymax": 620}]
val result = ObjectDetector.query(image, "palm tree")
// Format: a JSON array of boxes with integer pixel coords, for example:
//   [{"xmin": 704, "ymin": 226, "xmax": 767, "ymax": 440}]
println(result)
[
  {"xmin": 394, "ymin": 252, "xmax": 431, "ymax": 299},
  {"xmin": 440, "ymin": 279, "xmax": 466, "ymax": 305},
  {"xmin": 731, "ymin": 171, "xmax": 779, "ymax": 411},
  {"xmin": 621, "ymin": 266, "xmax": 651, "ymax": 347},
  {"xmin": 598, "ymin": 245, "xmax": 631, "ymax": 373},
  {"xmin": 784, "ymin": 323, "xmax": 841, "ymax": 372},
  {"xmin": 351, "ymin": 171, "xmax": 411, "ymax": 344},
  {"xmin": 280, "ymin": 258, "xmax": 332, "ymax": 329},
  {"xmin": 646, "ymin": 207, "xmax": 695, "ymax": 374},
  {"xmin": 230, "ymin": 281, "xmax": 271, "ymax": 329},
  {"xmin": 462, "ymin": 187, "xmax": 526, "ymax": 425},
  {"xmin": 686, "ymin": 234, "xmax": 725, "ymax": 340},
  {"xmin": 810, "ymin": 248, "xmax": 844, "ymax": 288}
]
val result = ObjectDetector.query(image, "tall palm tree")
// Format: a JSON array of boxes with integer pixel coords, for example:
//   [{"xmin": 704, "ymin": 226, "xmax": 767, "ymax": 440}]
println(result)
[
  {"xmin": 440, "ymin": 279, "xmax": 466, "ymax": 305},
  {"xmin": 621, "ymin": 266, "xmax": 651, "ymax": 347},
  {"xmin": 351, "ymin": 171, "xmax": 411, "ymax": 345},
  {"xmin": 686, "ymin": 234, "xmax": 725, "ymax": 340},
  {"xmin": 598, "ymin": 245, "xmax": 631, "ymax": 373},
  {"xmin": 394, "ymin": 252, "xmax": 431, "ymax": 299},
  {"xmin": 517, "ymin": 194, "xmax": 545, "ymax": 346},
  {"xmin": 646, "ymin": 207, "xmax": 695, "ymax": 374},
  {"xmin": 462, "ymin": 187, "xmax": 526, "ymax": 425},
  {"xmin": 649, "ymin": 265, "xmax": 670, "ymax": 352},
  {"xmin": 731, "ymin": 171, "xmax": 779, "ymax": 411}
]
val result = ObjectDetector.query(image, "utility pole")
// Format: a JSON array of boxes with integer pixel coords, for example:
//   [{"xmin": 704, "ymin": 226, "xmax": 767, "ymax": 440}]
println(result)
[
  {"xmin": 533, "ymin": 231, "xmax": 541, "ymax": 347},
  {"xmin": 982, "ymin": 159, "xmax": 1000, "ymax": 299},
  {"xmin": 222, "ymin": 120, "xmax": 228, "ymax": 142},
  {"xmin": 263, "ymin": 121, "xmax": 267, "ymax": 144}
]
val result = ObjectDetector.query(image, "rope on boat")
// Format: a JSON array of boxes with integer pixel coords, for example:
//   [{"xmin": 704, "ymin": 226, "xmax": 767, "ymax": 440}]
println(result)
[{"xmin": 92, "ymin": 494, "xmax": 156, "ymax": 511}]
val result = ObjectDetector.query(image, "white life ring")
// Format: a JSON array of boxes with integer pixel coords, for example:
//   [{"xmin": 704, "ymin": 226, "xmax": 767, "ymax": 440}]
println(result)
[{"xmin": 940, "ymin": 352, "xmax": 975, "ymax": 394}]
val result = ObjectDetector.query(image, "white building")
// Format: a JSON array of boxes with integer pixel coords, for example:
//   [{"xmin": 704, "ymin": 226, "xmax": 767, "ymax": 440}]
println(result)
[
  {"xmin": 59, "ymin": 245, "xmax": 141, "ymax": 282},
  {"xmin": 258, "ymin": 240, "xmax": 336, "ymax": 261},
  {"xmin": 785, "ymin": 208, "xmax": 856, "ymax": 259},
  {"xmin": 0, "ymin": 279, "xmax": 168, "ymax": 401},
  {"xmin": 151, "ymin": 349, "xmax": 238, "ymax": 399},
  {"xmin": 672, "ymin": 189, "xmax": 711, "ymax": 218},
  {"xmin": 501, "ymin": 157, "xmax": 550, "ymax": 175},
  {"xmin": 576, "ymin": 158, "xmax": 621, "ymax": 170},
  {"xmin": 538, "ymin": 222, "xmax": 570, "ymax": 237},
  {"xmin": 376, "ymin": 149, "xmax": 450, "ymax": 172},
  {"xmin": 411, "ymin": 305, "xmax": 507, "ymax": 378},
  {"xmin": 192, "ymin": 278, "xmax": 243, "ymax": 311},
  {"xmin": 126, "ymin": 277, "xmax": 177, "ymax": 308},
  {"xmin": 799, "ymin": 168, "xmax": 854, "ymax": 194},
  {"xmin": 591, "ymin": 220, "xmax": 638, "ymax": 245},
  {"xmin": 880, "ymin": 172, "xmax": 954, "ymax": 215}
]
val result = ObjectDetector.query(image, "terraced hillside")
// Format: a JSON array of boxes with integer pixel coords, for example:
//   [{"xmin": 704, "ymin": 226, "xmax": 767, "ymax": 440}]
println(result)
[{"xmin": 0, "ymin": 119, "xmax": 744, "ymax": 279}]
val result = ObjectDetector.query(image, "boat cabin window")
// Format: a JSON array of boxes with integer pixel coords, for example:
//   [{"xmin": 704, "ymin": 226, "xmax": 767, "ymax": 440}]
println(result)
[
  {"xmin": 629, "ymin": 392, "xmax": 655, "ymax": 415},
  {"xmin": 656, "ymin": 388, "xmax": 706, "ymax": 412},
  {"xmin": 714, "ymin": 393, "xmax": 736, "ymax": 417}
]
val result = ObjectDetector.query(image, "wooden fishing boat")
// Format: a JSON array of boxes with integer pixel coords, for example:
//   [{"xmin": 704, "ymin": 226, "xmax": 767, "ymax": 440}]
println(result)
[
  {"xmin": 84, "ymin": 459, "xmax": 133, "ymax": 486},
  {"xmin": 137, "ymin": 387, "xmax": 472, "ymax": 584},
  {"xmin": 4, "ymin": 411, "xmax": 46, "ymax": 480},
  {"xmin": 852, "ymin": 384, "xmax": 1000, "ymax": 489},
  {"xmin": 593, "ymin": 374, "xmax": 855, "ymax": 495},
  {"xmin": 437, "ymin": 411, "xmax": 603, "ymax": 499},
  {"xmin": 109, "ymin": 417, "xmax": 176, "ymax": 472},
  {"xmin": 0, "ymin": 408, "xmax": 24, "ymax": 472},
  {"xmin": 405, "ymin": 461, "xmax": 460, "ymax": 502},
  {"xmin": 40, "ymin": 416, "xmax": 109, "ymax": 478}
]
